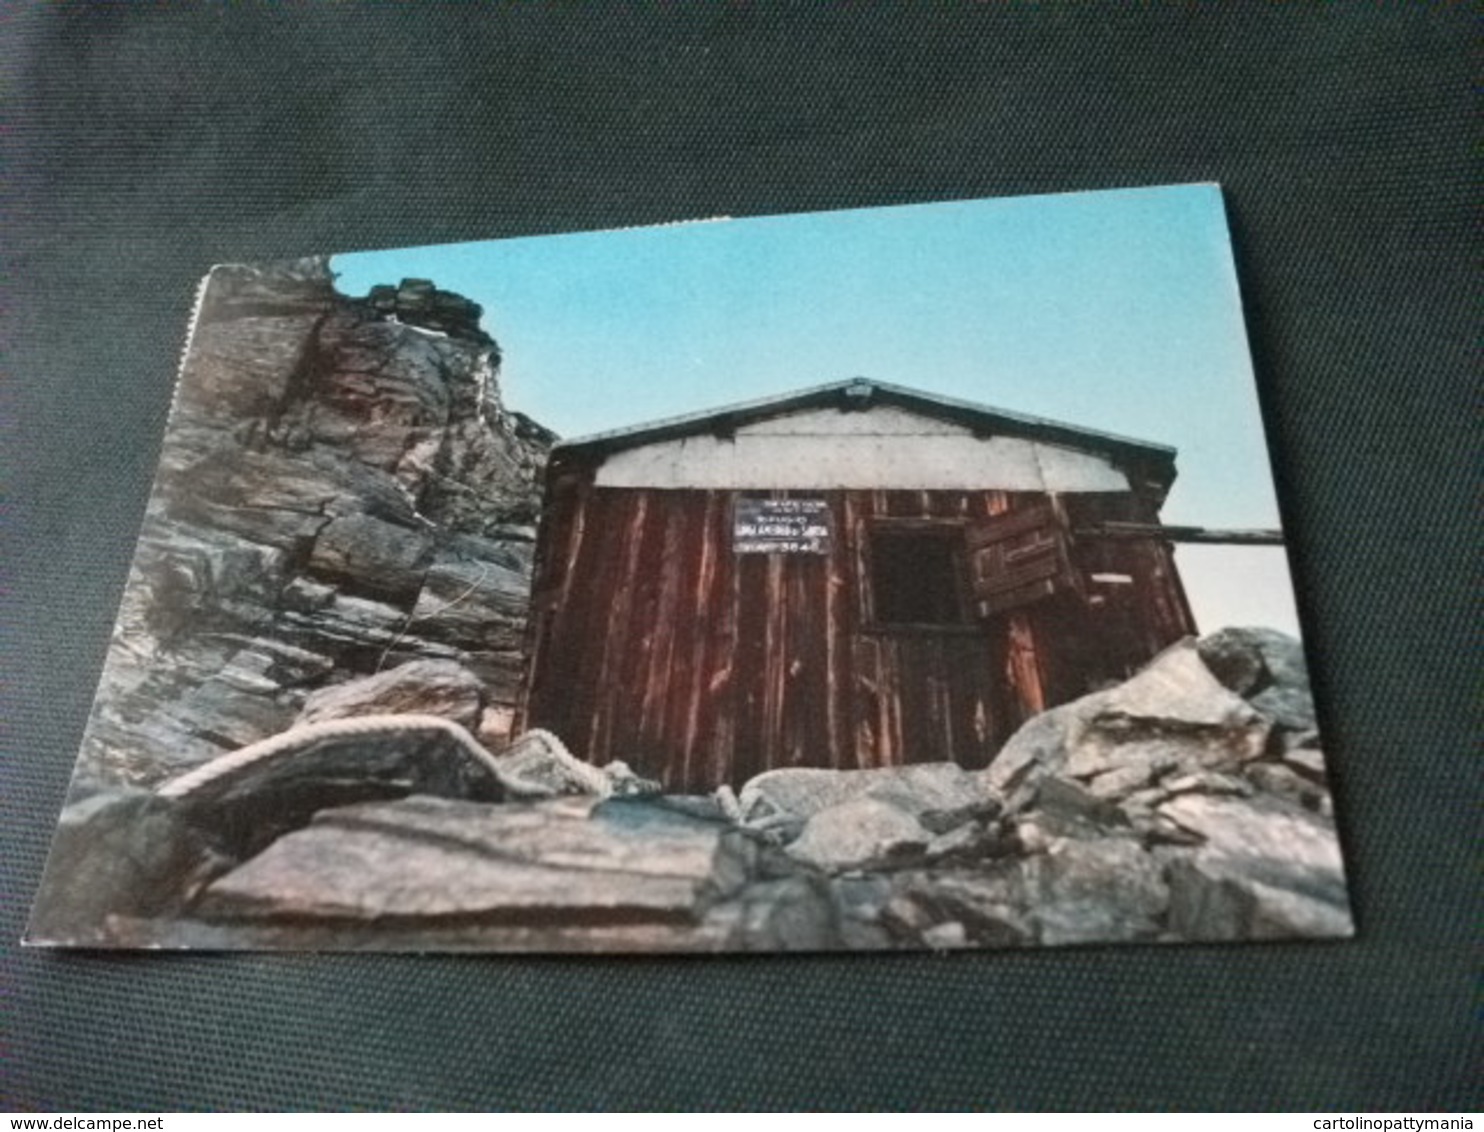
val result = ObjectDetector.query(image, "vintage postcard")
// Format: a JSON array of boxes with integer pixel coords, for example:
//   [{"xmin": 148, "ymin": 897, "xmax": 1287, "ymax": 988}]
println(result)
[{"xmin": 27, "ymin": 184, "xmax": 1353, "ymax": 951}]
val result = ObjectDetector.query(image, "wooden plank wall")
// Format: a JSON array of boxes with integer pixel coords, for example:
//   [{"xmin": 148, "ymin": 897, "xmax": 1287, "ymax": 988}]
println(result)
[
  {"xmin": 1062, "ymin": 491, "xmax": 1197, "ymax": 672},
  {"xmin": 520, "ymin": 481, "xmax": 1192, "ymax": 792}
]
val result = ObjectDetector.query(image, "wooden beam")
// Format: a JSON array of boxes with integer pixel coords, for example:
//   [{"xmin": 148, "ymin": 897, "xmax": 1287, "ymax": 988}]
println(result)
[{"xmin": 1074, "ymin": 522, "xmax": 1286, "ymax": 546}]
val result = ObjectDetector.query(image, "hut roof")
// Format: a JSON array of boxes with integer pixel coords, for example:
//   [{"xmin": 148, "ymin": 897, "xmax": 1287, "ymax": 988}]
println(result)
[{"xmin": 552, "ymin": 378, "xmax": 1178, "ymax": 488}]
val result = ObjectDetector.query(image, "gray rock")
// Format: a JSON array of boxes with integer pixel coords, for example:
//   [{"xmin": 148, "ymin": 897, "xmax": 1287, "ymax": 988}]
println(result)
[
  {"xmin": 1281, "ymin": 747, "xmax": 1329, "ymax": 783},
  {"xmin": 307, "ymin": 513, "xmax": 433, "ymax": 603},
  {"xmin": 1245, "ymin": 762, "xmax": 1327, "ymax": 809},
  {"xmin": 1025, "ymin": 836, "xmax": 1168, "ymax": 945},
  {"xmin": 65, "ymin": 258, "xmax": 554, "ymax": 803},
  {"xmin": 157, "ymin": 713, "xmax": 515, "ymax": 857},
  {"xmin": 25, "ymin": 790, "xmax": 225, "ymax": 944},
  {"xmin": 1156, "ymin": 793, "xmax": 1352, "ymax": 941},
  {"xmin": 830, "ymin": 872, "xmax": 894, "ymax": 932},
  {"xmin": 1084, "ymin": 762, "xmax": 1160, "ymax": 800},
  {"xmin": 298, "ymin": 659, "xmax": 485, "ymax": 732},
  {"xmin": 180, "ymin": 312, "xmax": 327, "ymax": 419},
  {"xmin": 983, "ymin": 697, "xmax": 1096, "ymax": 806},
  {"xmin": 921, "ymin": 921, "xmax": 971, "ymax": 949},
  {"xmin": 279, "ymin": 590, "xmax": 420, "ymax": 653},
  {"xmin": 1104, "ymin": 641, "xmax": 1247, "ymax": 724},
  {"xmin": 984, "ymin": 641, "xmax": 1273, "ymax": 821},
  {"xmin": 1034, "ymin": 775, "xmax": 1128, "ymax": 829},
  {"xmin": 1157, "ymin": 793, "xmax": 1348, "ymax": 899},
  {"xmin": 890, "ymin": 869, "xmax": 1034, "ymax": 947},
  {"xmin": 198, "ymin": 794, "xmax": 733, "ymax": 925},
  {"xmin": 408, "ymin": 541, "xmax": 532, "ymax": 651},
  {"xmin": 1249, "ymin": 684, "xmax": 1318, "ymax": 734},
  {"xmin": 1195, "ymin": 628, "xmax": 1269, "ymax": 695},
  {"xmin": 719, "ymin": 875, "xmax": 841, "ymax": 952},
  {"xmin": 159, "ymin": 674, "xmax": 298, "ymax": 752},
  {"xmin": 1159, "ymin": 771, "xmax": 1253, "ymax": 799},
  {"xmin": 1205, "ymin": 627, "xmax": 1316, "ymax": 732},
  {"xmin": 601, "ymin": 759, "xmax": 664, "ymax": 798},
  {"xmin": 1236, "ymin": 627, "xmax": 1310, "ymax": 696},
  {"xmin": 490, "ymin": 729, "xmax": 615, "ymax": 798},
  {"xmin": 880, "ymin": 892, "xmax": 937, "ymax": 941},
  {"xmin": 1166, "ymin": 856, "xmax": 1355, "ymax": 941},
  {"xmin": 739, "ymin": 762, "xmax": 1000, "ymax": 827},
  {"xmin": 923, "ymin": 822, "xmax": 987, "ymax": 862},
  {"xmin": 785, "ymin": 797, "xmax": 930, "ymax": 873}
]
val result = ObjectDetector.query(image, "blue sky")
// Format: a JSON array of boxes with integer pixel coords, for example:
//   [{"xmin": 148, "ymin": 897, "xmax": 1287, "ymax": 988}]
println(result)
[{"xmin": 333, "ymin": 184, "xmax": 1301, "ymax": 635}]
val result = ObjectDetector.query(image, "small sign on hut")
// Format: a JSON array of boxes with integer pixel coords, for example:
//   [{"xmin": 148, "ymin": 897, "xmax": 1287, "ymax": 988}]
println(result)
[
  {"xmin": 516, "ymin": 378, "xmax": 1197, "ymax": 792},
  {"xmin": 733, "ymin": 498, "xmax": 833, "ymax": 554}
]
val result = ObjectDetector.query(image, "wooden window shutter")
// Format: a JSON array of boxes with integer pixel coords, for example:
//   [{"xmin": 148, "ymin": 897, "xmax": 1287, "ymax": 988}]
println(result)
[{"xmin": 966, "ymin": 502, "xmax": 1077, "ymax": 618}]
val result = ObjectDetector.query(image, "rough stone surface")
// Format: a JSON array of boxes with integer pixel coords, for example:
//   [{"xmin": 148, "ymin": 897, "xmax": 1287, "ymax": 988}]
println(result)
[
  {"xmin": 297, "ymin": 659, "xmax": 485, "ymax": 731},
  {"xmin": 67, "ymin": 258, "xmax": 552, "ymax": 794},
  {"xmin": 198, "ymin": 794, "xmax": 734, "ymax": 924},
  {"xmin": 719, "ymin": 875, "xmax": 840, "ymax": 952},
  {"xmin": 740, "ymin": 762, "xmax": 999, "ymax": 826},
  {"xmin": 888, "ymin": 870, "xmax": 1034, "ymax": 947},
  {"xmin": 156, "ymin": 714, "xmax": 513, "ymax": 857},
  {"xmin": 1195, "ymin": 627, "xmax": 1270, "ymax": 695},
  {"xmin": 1201, "ymin": 626, "xmax": 1316, "ymax": 733},
  {"xmin": 1157, "ymin": 794, "xmax": 1349, "ymax": 900},
  {"xmin": 984, "ymin": 639, "xmax": 1277, "ymax": 819},
  {"xmin": 1025, "ymin": 836, "xmax": 1168, "ymax": 945},
  {"xmin": 26, "ymin": 790, "xmax": 225, "ymax": 943},
  {"xmin": 306, "ymin": 514, "xmax": 434, "ymax": 603},
  {"xmin": 44, "ymin": 584, "xmax": 1350, "ymax": 951},
  {"xmin": 784, "ymin": 797, "xmax": 931, "ymax": 873},
  {"xmin": 491, "ymin": 729, "xmax": 619, "ymax": 798},
  {"xmin": 1282, "ymin": 747, "xmax": 1329, "ymax": 782}
]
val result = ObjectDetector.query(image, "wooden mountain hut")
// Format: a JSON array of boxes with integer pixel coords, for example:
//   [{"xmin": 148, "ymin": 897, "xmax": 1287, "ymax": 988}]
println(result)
[{"xmin": 515, "ymin": 378, "xmax": 1196, "ymax": 792}]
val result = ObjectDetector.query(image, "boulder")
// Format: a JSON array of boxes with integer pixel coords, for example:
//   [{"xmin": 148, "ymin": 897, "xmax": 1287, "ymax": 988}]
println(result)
[
  {"xmin": 600, "ymin": 759, "xmax": 664, "ymax": 798},
  {"xmin": 1165, "ymin": 856, "xmax": 1355, "ymax": 941},
  {"xmin": 1195, "ymin": 627, "xmax": 1269, "ymax": 695},
  {"xmin": 784, "ymin": 797, "xmax": 930, "ymax": 873},
  {"xmin": 1095, "ymin": 640, "xmax": 1271, "ymax": 757},
  {"xmin": 921, "ymin": 921, "xmax": 972, "ymax": 950},
  {"xmin": 196, "ymin": 794, "xmax": 735, "ymax": 925},
  {"xmin": 156, "ymin": 713, "xmax": 516, "ymax": 856},
  {"xmin": 1032, "ymin": 775, "xmax": 1128, "ymax": 830},
  {"xmin": 407, "ymin": 538, "xmax": 532, "ymax": 650},
  {"xmin": 1249, "ymin": 683, "xmax": 1318, "ymax": 734},
  {"xmin": 887, "ymin": 869, "xmax": 1034, "ymax": 948},
  {"xmin": 1245, "ymin": 762, "xmax": 1327, "ymax": 810},
  {"xmin": 1156, "ymin": 793, "xmax": 1352, "ymax": 941},
  {"xmin": 1024, "ymin": 836, "xmax": 1169, "ymax": 945},
  {"xmin": 160, "ymin": 672, "xmax": 299, "ymax": 751},
  {"xmin": 739, "ymin": 762, "xmax": 1000, "ymax": 829},
  {"xmin": 981, "ymin": 697, "xmax": 1092, "ymax": 805},
  {"xmin": 25, "ymin": 790, "xmax": 225, "ymax": 944},
  {"xmin": 297, "ymin": 659, "xmax": 485, "ymax": 731}
]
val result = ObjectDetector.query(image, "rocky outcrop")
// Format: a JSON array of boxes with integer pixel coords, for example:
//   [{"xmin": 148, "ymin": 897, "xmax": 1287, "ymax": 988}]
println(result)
[
  {"xmin": 71, "ymin": 258, "xmax": 553, "ymax": 795},
  {"xmin": 34, "ymin": 624, "xmax": 1350, "ymax": 952}
]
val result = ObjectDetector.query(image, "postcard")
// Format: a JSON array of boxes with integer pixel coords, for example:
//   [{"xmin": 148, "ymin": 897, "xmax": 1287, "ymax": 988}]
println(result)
[{"xmin": 26, "ymin": 184, "xmax": 1353, "ymax": 951}]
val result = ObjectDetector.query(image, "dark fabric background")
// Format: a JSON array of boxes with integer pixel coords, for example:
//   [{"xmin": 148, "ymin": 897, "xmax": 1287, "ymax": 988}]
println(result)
[{"xmin": 4, "ymin": 3, "xmax": 1479, "ymax": 1111}]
